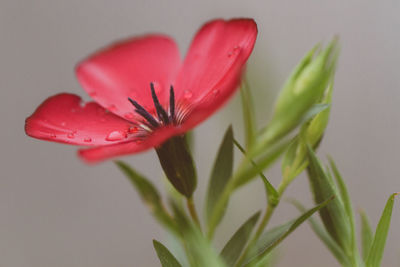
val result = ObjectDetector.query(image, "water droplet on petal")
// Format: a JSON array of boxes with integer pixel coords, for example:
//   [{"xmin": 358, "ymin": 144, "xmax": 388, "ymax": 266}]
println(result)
[
  {"xmin": 184, "ymin": 90, "xmax": 193, "ymax": 99},
  {"xmin": 106, "ymin": 130, "xmax": 127, "ymax": 141},
  {"xmin": 228, "ymin": 45, "xmax": 241, "ymax": 57},
  {"xmin": 108, "ymin": 105, "xmax": 117, "ymax": 112},
  {"xmin": 61, "ymin": 122, "xmax": 67, "ymax": 127},
  {"xmin": 128, "ymin": 126, "xmax": 139, "ymax": 134},
  {"xmin": 124, "ymin": 112, "xmax": 135, "ymax": 120},
  {"xmin": 212, "ymin": 89, "xmax": 220, "ymax": 96},
  {"xmin": 84, "ymin": 137, "xmax": 92, "ymax": 143},
  {"xmin": 50, "ymin": 133, "xmax": 56, "ymax": 138},
  {"xmin": 79, "ymin": 101, "xmax": 86, "ymax": 108},
  {"xmin": 67, "ymin": 133, "xmax": 75, "ymax": 139}
]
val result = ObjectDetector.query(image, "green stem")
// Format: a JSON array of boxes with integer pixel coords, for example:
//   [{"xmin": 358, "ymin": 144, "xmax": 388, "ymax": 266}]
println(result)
[
  {"xmin": 235, "ymin": 182, "xmax": 287, "ymax": 267},
  {"xmin": 187, "ymin": 196, "xmax": 202, "ymax": 230}
]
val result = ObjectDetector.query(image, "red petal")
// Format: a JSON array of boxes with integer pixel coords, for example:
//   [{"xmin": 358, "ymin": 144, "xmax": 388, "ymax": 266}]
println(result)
[
  {"xmin": 78, "ymin": 126, "xmax": 183, "ymax": 163},
  {"xmin": 174, "ymin": 18, "xmax": 257, "ymax": 107},
  {"xmin": 76, "ymin": 35, "xmax": 181, "ymax": 121},
  {"xmin": 25, "ymin": 93, "xmax": 134, "ymax": 146}
]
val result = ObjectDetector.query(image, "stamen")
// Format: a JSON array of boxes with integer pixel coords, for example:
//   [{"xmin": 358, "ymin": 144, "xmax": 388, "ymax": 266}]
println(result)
[
  {"xmin": 169, "ymin": 85, "xmax": 175, "ymax": 122},
  {"xmin": 150, "ymin": 83, "xmax": 169, "ymax": 124},
  {"xmin": 128, "ymin": 97, "xmax": 159, "ymax": 128}
]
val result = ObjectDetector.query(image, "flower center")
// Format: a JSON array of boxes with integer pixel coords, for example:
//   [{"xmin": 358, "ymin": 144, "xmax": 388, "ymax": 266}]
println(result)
[{"xmin": 128, "ymin": 83, "xmax": 178, "ymax": 132}]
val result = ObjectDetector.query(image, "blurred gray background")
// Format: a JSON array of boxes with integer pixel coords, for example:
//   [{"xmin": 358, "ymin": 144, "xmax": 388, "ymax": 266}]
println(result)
[{"xmin": 1, "ymin": 0, "xmax": 399, "ymax": 266}]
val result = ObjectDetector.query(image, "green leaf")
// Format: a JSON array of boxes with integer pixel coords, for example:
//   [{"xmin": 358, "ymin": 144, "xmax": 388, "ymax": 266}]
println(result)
[
  {"xmin": 300, "ymin": 103, "xmax": 330, "ymax": 125},
  {"xmin": 245, "ymin": 196, "xmax": 334, "ymax": 266},
  {"xmin": 205, "ymin": 126, "xmax": 234, "ymax": 226},
  {"xmin": 306, "ymin": 146, "xmax": 351, "ymax": 253},
  {"xmin": 233, "ymin": 139, "xmax": 279, "ymax": 205},
  {"xmin": 115, "ymin": 161, "xmax": 177, "ymax": 233},
  {"xmin": 235, "ymin": 137, "xmax": 291, "ymax": 188},
  {"xmin": 220, "ymin": 211, "xmax": 261, "ymax": 266},
  {"xmin": 153, "ymin": 240, "xmax": 183, "ymax": 267},
  {"xmin": 328, "ymin": 156, "xmax": 358, "ymax": 261},
  {"xmin": 171, "ymin": 201, "xmax": 226, "ymax": 267},
  {"xmin": 289, "ymin": 199, "xmax": 350, "ymax": 266},
  {"xmin": 360, "ymin": 210, "xmax": 373, "ymax": 260},
  {"xmin": 365, "ymin": 193, "xmax": 398, "ymax": 267},
  {"xmin": 240, "ymin": 79, "xmax": 256, "ymax": 149}
]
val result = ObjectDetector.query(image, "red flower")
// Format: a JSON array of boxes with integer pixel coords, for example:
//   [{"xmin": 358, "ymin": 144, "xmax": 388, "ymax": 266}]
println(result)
[{"xmin": 25, "ymin": 18, "xmax": 257, "ymax": 163}]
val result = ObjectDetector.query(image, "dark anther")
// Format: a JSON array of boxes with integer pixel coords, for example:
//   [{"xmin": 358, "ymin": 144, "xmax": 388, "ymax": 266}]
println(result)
[
  {"xmin": 128, "ymin": 97, "xmax": 159, "ymax": 128},
  {"xmin": 169, "ymin": 85, "xmax": 175, "ymax": 122},
  {"xmin": 150, "ymin": 82, "xmax": 169, "ymax": 124}
]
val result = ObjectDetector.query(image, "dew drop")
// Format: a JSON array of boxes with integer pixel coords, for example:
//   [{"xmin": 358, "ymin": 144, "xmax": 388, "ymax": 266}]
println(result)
[
  {"xmin": 184, "ymin": 90, "xmax": 193, "ymax": 99},
  {"xmin": 60, "ymin": 122, "xmax": 67, "ymax": 127},
  {"xmin": 84, "ymin": 137, "xmax": 92, "ymax": 143},
  {"xmin": 128, "ymin": 126, "xmax": 139, "ymax": 134},
  {"xmin": 212, "ymin": 89, "xmax": 220, "ymax": 96},
  {"xmin": 106, "ymin": 130, "xmax": 127, "ymax": 141},
  {"xmin": 67, "ymin": 133, "xmax": 75, "ymax": 139},
  {"xmin": 108, "ymin": 105, "xmax": 117, "ymax": 112},
  {"xmin": 228, "ymin": 45, "xmax": 241, "ymax": 57},
  {"xmin": 50, "ymin": 133, "xmax": 57, "ymax": 138},
  {"xmin": 124, "ymin": 112, "xmax": 135, "ymax": 120}
]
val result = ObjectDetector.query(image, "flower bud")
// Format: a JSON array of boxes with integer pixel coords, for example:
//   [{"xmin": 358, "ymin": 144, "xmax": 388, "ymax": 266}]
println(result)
[
  {"xmin": 281, "ymin": 82, "xmax": 333, "ymax": 184},
  {"xmin": 252, "ymin": 39, "xmax": 339, "ymax": 158}
]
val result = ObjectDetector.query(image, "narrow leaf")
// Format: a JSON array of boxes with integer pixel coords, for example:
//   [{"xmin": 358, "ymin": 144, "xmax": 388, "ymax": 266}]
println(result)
[
  {"xmin": 245, "ymin": 196, "xmax": 334, "ymax": 266},
  {"xmin": 116, "ymin": 161, "xmax": 176, "ymax": 233},
  {"xmin": 233, "ymin": 139, "xmax": 279, "ymax": 205},
  {"xmin": 366, "ymin": 193, "xmax": 398, "ymax": 267},
  {"xmin": 328, "ymin": 156, "xmax": 357, "ymax": 258},
  {"xmin": 205, "ymin": 126, "xmax": 234, "ymax": 225},
  {"xmin": 220, "ymin": 211, "xmax": 261, "ymax": 266},
  {"xmin": 299, "ymin": 103, "xmax": 330, "ymax": 125},
  {"xmin": 171, "ymin": 201, "xmax": 226, "ymax": 267},
  {"xmin": 360, "ymin": 210, "xmax": 373, "ymax": 260},
  {"xmin": 306, "ymin": 146, "xmax": 351, "ymax": 252},
  {"xmin": 289, "ymin": 199, "xmax": 350, "ymax": 266},
  {"xmin": 240, "ymin": 79, "xmax": 256, "ymax": 149},
  {"xmin": 153, "ymin": 240, "xmax": 183, "ymax": 267},
  {"xmin": 235, "ymin": 137, "xmax": 291, "ymax": 188}
]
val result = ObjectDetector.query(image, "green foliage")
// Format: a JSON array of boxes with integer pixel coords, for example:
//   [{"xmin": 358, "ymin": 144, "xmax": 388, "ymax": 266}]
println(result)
[
  {"xmin": 360, "ymin": 211, "xmax": 373, "ymax": 261},
  {"xmin": 205, "ymin": 126, "xmax": 234, "ymax": 227},
  {"xmin": 240, "ymin": 79, "xmax": 257, "ymax": 149},
  {"xmin": 306, "ymin": 147, "xmax": 352, "ymax": 254},
  {"xmin": 220, "ymin": 211, "xmax": 261, "ymax": 266},
  {"xmin": 290, "ymin": 199, "xmax": 350, "ymax": 266},
  {"xmin": 115, "ymin": 161, "xmax": 177, "ymax": 233},
  {"xmin": 233, "ymin": 139, "xmax": 279, "ymax": 205},
  {"xmin": 365, "ymin": 193, "xmax": 398, "ymax": 267},
  {"xmin": 252, "ymin": 39, "xmax": 339, "ymax": 157},
  {"xmin": 153, "ymin": 240, "xmax": 183, "ymax": 267},
  {"xmin": 281, "ymin": 82, "xmax": 333, "ymax": 186},
  {"xmin": 171, "ymin": 201, "xmax": 226, "ymax": 267},
  {"xmin": 244, "ymin": 197, "xmax": 334, "ymax": 266}
]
